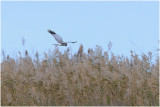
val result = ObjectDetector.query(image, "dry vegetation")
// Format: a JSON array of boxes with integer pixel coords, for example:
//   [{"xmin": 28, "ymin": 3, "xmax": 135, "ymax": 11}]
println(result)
[{"xmin": 1, "ymin": 44, "xmax": 159, "ymax": 106}]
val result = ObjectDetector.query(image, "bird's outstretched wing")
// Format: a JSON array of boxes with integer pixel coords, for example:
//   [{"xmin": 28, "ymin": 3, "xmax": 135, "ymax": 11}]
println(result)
[
  {"xmin": 65, "ymin": 41, "xmax": 77, "ymax": 44},
  {"xmin": 48, "ymin": 30, "xmax": 63, "ymax": 43},
  {"xmin": 52, "ymin": 44, "xmax": 61, "ymax": 46}
]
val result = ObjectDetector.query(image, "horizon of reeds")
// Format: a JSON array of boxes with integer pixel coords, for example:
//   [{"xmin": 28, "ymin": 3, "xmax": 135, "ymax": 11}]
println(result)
[{"xmin": 1, "ymin": 44, "xmax": 159, "ymax": 106}]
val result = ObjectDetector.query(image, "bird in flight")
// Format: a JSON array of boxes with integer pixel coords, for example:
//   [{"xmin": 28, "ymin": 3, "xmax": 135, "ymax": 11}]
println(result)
[{"xmin": 48, "ymin": 29, "xmax": 77, "ymax": 46}]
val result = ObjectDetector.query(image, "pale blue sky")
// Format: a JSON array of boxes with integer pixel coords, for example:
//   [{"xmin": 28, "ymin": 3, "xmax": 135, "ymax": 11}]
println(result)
[{"xmin": 1, "ymin": 1, "xmax": 159, "ymax": 60}]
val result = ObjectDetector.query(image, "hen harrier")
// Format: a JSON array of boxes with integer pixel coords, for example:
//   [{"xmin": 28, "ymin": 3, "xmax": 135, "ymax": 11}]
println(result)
[{"xmin": 48, "ymin": 30, "xmax": 77, "ymax": 46}]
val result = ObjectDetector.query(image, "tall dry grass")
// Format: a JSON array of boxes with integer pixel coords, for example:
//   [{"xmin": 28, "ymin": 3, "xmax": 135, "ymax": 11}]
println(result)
[{"xmin": 1, "ymin": 44, "xmax": 159, "ymax": 106}]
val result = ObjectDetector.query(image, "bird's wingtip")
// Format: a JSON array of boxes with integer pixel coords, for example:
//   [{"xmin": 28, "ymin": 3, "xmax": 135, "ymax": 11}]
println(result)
[
  {"xmin": 48, "ymin": 29, "xmax": 56, "ymax": 34},
  {"xmin": 47, "ymin": 29, "xmax": 51, "ymax": 33}
]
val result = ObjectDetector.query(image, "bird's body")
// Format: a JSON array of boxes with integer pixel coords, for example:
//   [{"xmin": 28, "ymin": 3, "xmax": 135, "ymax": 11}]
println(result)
[{"xmin": 48, "ymin": 30, "xmax": 77, "ymax": 46}]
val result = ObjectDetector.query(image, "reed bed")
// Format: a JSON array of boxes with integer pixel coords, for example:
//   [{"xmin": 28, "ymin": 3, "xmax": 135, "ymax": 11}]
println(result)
[{"xmin": 1, "ymin": 45, "xmax": 159, "ymax": 106}]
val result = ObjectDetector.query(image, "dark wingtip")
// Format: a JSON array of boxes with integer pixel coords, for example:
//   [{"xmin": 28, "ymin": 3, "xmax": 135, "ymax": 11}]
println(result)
[
  {"xmin": 48, "ymin": 29, "xmax": 56, "ymax": 34},
  {"xmin": 47, "ymin": 29, "xmax": 51, "ymax": 32}
]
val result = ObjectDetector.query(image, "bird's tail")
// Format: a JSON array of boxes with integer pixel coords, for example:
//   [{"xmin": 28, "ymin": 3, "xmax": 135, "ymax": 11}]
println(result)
[{"xmin": 48, "ymin": 30, "xmax": 56, "ymax": 34}]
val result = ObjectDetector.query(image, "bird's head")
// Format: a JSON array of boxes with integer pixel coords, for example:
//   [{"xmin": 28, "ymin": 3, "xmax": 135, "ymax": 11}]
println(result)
[{"xmin": 61, "ymin": 43, "xmax": 67, "ymax": 46}]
